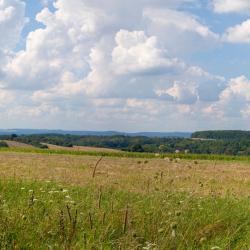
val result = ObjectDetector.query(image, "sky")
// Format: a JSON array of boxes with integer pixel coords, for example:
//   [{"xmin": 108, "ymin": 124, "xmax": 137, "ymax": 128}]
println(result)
[{"xmin": 1, "ymin": 0, "xmax": 250, "ymax": 132}]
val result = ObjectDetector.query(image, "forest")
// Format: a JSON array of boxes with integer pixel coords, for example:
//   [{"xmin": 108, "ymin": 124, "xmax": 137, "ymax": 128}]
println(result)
[
  {"xmin": 0, "ymin": 130, "xmax": 250, "ymax": 155},
  {"xmin": 192, "ymin": 130, "xmax": 250, "ymax": 140}
]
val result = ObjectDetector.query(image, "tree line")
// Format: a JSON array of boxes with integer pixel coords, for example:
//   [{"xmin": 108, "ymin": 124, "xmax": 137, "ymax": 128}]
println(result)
[{"xmin": 1, "ymin": 131, "xmax": 250, "ymax": 155}]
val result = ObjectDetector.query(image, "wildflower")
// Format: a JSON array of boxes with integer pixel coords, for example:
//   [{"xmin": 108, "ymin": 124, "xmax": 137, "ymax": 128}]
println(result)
[
  {"xmin": 65, "ymin": 195, "xmax": 71, "ymax": 199},
  {"xmin": 199, "ymin": 237, "xmax": 207, "ymax": 244},
  {"xmin": 171, "ymin": 230, "xmax": 176, "ymax": 238},
  {"xmin": 211, "ymin": 247, "xmax": 221, "ymax": 250},
  {"xmin": 142, "ymin": 242, "xmax": 157, "ymax": 250},
  {"xmin": 62, "ymin": 189, "xmax": 68, "ymax": 193},
  {"xmin": 28, "ymin": 190, "xmax": 33, "ymax": 193},
  {"xmin": 21, "ymin": 187, "xmax": 25, "ymax": 190}
]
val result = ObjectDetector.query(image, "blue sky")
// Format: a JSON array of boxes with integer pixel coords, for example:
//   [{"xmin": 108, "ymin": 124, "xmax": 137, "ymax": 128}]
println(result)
[
  {"xmin": 186, "ymin": 9, "xmax": 250, "ymax": 79},
  {"xmin": 1, "ymin": 0, "xmax": 250, "ymax": 132}
]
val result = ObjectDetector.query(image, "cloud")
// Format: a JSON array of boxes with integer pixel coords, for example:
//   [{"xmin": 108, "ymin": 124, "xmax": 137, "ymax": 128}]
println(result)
[
  {"xmin": 156, "ymin": 81, "xmax": 198, "ymax": 104},
  {"xmin": 3, "ymin": 0, "xmax": 218, "ymax": 93},
  {"xmin": 223, "ymin": 19, "xmax": 250, "ymax": 43},
  {"xmin": 144, "ymin": 8, "xmax": 217, "ymax": 39},
  {"xmin": 0, "ymin": 0, "xmax": 26, "ymax": 50},
  {"xmin": 112, "ymin": 30, "xmax": 184, "ymax": 75},
  {"xmin": 155, "ymin": 67, "xmax": 225, "ymax": 105},
  {"xmin": 0, "ymin": 0, "xmax": 26, "ymax": 77},
  {"xmin": 187, "ymin": 67, "xmax": 226, "ymax": 102},
  {"xmin": 212, "ymin": 0, "xmax": 250, "ymax": 14},
  {"xmin": 143, "ymin": 8, "xmax": 219, "ymax": 55},
  {"xmin": 205, "ymin": 75, "xmax": 250, "ymax": 117},
  {"xmin": 0, "ymin": 0, "xmax": 249, "ymax": 130},
  {"xmin": 0, "ymin": 89, "xmax": 15, "ymax": 107},
  {"xmin": 4, "ymin": 0, "xmax": 109, "ymax": 90},
  {"xmin": 222, "ymin": 75, "xmax": 250, "ymax": 101}
]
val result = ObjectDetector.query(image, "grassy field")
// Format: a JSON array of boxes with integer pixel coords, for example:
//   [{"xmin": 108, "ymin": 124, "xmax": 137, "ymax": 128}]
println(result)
[
  {"xmin": 1, "ymin": 146, "xmax": 250, "ymax": 162},
  {"xmin": 0, "ymin": 150, "xmax": 249, "ymax": 249}
]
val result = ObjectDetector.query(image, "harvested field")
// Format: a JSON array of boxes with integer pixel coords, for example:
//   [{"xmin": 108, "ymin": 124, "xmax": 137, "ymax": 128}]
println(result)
[
  {"xmin": 45, "ymin": 143, "xmax": 122, "ymax": 152},
  {"xmin": 3, "ymin": 140, "xmax": 35, "ymax": 148}
]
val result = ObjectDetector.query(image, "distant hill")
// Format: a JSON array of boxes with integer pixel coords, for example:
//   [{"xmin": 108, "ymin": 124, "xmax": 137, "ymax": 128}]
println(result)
[
  {"xmin": 0, "ymin": 129, "xmax": 191, "ymax": 138},
  {"xmin": 192, "ymin": 130, "xmax": 250, "ymax": 140},
  {"xmin": 1, "ymin": 130, "xmax": 250, "ymax": 155}
]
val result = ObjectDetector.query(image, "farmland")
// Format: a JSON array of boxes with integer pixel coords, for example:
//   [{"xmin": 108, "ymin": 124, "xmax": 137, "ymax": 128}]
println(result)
[
  {"xmin": 2, "ymin": 131, "xmax": 250, "ymax": 156},
  {"xmin": 0, "ymin": 149, "xmax": 249, "ymax": 249}
]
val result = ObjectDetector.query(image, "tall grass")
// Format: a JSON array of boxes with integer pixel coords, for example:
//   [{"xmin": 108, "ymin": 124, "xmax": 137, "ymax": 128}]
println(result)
[{"xmin": 0, "ymin": 180, "xmax": 249, "ymax": 249}]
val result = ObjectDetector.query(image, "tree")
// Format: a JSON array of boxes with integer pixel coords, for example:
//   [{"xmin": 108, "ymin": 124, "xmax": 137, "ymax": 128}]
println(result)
[{"xmin": 131, "ymin": 144, "xmax": 144, "ymax": 152}]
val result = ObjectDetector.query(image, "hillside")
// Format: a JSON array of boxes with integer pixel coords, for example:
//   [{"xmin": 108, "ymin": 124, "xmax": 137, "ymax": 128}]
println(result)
[
  {"xmin": 44, "ymin": 143, "xmax": 122, "ymax": 152},
  {"xmin": 3, "ymin": 140, "xmax": 35, "ymax": 148},
  {"xmin": 0, "ymin": 129, "xmax": 191, "ymax": 138},
  {"xmin": 192, "ymin": 130, "xmax": 250, "ymax": 140},
  {"xmin": 1, "ymin": 133, "xmax": 250, "ymax": 156}
]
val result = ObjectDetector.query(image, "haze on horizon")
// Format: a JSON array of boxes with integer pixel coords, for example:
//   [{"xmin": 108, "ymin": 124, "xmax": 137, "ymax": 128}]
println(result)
[{"xmin": 1, "ymin": 0, "xmax": 250, "ymax": 132}]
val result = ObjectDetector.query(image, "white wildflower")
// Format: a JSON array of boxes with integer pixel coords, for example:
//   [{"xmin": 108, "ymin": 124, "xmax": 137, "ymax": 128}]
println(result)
[{"xmin": 171, "ymin": 229, "xmax": 176, "ymax": 238}]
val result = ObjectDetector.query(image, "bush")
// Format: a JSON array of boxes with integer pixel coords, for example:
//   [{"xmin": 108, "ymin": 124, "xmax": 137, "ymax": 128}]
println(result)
[{"xmin": 0, "ymin": 141, "xmax": 8, "ymax": 148}]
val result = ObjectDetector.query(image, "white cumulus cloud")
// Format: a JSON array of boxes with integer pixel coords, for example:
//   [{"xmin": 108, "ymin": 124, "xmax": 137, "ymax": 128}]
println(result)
[
  {"xmin": 212, "ymin": 0, "xmax": 250, "ymax": 14},
  {"xmin": 0, "ymin": 0, "xmax": 250, "ymax": 130},
  {"xmin": 143, "ymin": 8, "xmax": 219, "ymax": 55},
  {"xmin": 224, "ymin": 20, "xmax": 250, "ymax": 43}
]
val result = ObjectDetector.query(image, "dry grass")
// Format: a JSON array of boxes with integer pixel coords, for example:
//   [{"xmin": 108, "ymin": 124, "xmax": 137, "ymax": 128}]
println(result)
[
  {"xmin": 45, "ymin": 143, "xmax": 122, "ymax": 152},
  {"xmin": 3, "ymin": 140, "xmax": 35, "ymax": 148},
  {"xmin": 0, "ymin": 151, "xmax": 249, "ymax": 249},
  {"xmin": 0, "ymin": 151, "xmax": 249, "ymax": 197}
]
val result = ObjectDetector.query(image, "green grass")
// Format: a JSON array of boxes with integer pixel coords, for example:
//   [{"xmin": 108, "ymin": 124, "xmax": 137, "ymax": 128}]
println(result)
[
  {"xmin": 1, "ymin": 147, "xmax": 250, "ymax": 162},
  {"xmin": 0, "ymin": 180, "xmax": 249, "ymax": 249}
]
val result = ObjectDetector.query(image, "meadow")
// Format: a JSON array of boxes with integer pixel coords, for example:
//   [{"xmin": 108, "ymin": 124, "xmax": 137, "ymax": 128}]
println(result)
[{"xmin": 0, "ymin": 149, "xmax": 249, "ymax": 249}]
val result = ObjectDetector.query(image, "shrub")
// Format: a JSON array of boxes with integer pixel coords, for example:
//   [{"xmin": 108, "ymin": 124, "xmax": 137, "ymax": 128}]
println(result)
[{"xmin": 0, "ymin": 141, "xmax": 8, "ymax": 148}]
